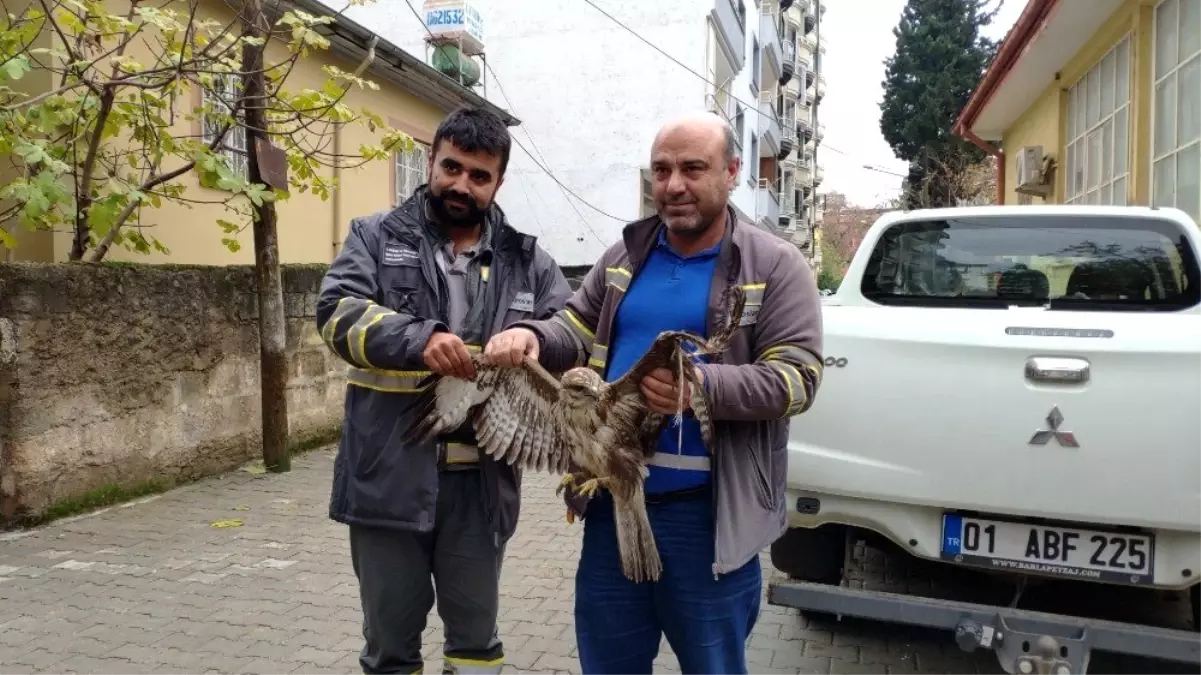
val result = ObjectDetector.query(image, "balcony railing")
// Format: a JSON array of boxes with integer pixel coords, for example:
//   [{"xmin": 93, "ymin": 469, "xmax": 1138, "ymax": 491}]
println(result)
[
  {"xmin": 815, "ymin": 121, "xmax": 825, "ymax": 140},
  {"xmin": 780, "ymin": 190, "xmax": 797, "ymax": 217},
  {"xmin": 782, "ymin": 111, "xmax": 797, "ymax": 145},
  {"xmin": 782, "ymin": 40, "xmax": 795, "ymax": 66},
  {"xmin": 758, "ymin": 90, "xmax": 782, "ymax": 157}
]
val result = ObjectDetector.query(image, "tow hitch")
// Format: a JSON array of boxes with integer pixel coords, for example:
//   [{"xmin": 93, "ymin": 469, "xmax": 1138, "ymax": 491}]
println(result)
[
  {"xmin": 767, "ymin": 580, "xmax": 1200, "ymax": 675},
  {"xmin": 954, "ymin": 616, "xmax": 1086, "ymax": 674}
]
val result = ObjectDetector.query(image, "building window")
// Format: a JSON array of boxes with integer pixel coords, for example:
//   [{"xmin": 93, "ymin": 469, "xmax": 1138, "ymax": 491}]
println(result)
[
  {"xmin": 395, "ymin": 142, "xmax": 430, "ymax": 206},
  {"xmin": 1064, "ymin": 36, "xmax": 1131, "ymax": 206},
  {"xmin": 1151, "ymin": 0, "xmax": 1201, "ymax": 222},
  {"xmin": 201, "ymin": 73, "xmax": 249, "ymax": 180}
]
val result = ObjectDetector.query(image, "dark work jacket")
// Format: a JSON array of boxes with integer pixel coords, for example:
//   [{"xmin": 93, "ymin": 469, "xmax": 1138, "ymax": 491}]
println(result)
[{"xmin": 316, "ymin": 186, "xmax": 573, "ymax": 542}]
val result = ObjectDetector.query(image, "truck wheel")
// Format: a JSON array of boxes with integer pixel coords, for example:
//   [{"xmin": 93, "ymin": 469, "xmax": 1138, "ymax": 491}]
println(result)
[{"xmin": 770, "ymin": 524, "xmax": 847, "ymax": 585}]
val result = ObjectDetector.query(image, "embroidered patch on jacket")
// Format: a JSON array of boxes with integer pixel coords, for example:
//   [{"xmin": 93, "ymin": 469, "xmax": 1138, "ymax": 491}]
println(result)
[
  {"xmin": 509, "ymin": 291, "xmax": 535, "ymax": 312},
  {"xmin": 382, "ymin": 243, "xmax": 419, "ymax": 266}
]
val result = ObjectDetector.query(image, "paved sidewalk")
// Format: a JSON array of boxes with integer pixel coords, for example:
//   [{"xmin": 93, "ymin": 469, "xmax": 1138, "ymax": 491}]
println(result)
[{"xmin": 0, "ymin": 448, "xmax": 1192, "ymax": 674}]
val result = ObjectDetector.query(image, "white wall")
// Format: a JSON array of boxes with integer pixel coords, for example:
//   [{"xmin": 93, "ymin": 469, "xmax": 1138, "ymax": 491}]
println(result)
[{"xmin": 320, "ymin": 0, "xmax": 768, "ymax": 267}]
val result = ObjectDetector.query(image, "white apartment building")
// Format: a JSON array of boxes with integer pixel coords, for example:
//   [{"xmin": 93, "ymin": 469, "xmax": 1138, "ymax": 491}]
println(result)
[{"xmin": 320, "ymin": 0, "xmax": 828, "ymax": 268}]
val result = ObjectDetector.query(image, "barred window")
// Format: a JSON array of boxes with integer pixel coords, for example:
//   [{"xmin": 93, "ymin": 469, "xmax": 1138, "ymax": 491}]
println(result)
[
  {"xmin": 201, "ymin": 73, "xmax": 249, "ymax": 180},
  {"xmin": 394, "ymin": 143, "xmax": 429, "ymax": 206}
]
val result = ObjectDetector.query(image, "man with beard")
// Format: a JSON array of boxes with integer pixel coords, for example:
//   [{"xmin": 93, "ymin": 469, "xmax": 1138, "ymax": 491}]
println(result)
[
  {"xmin": 485, "ymin": 111, "xmax": 824, "ymax": 674},
  {"xmin": 317, "ymin": 105, "xmax": 572, "ymax": 675}
]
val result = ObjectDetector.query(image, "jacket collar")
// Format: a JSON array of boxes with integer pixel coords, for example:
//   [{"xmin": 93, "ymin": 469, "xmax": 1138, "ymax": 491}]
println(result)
[
  {"xmin": 384, "ymin": 185, "xmax": 533, "ymax": 258},
  {"xmin": 622, "ymin": 203, "xmax": 742, "ymax": 273}
]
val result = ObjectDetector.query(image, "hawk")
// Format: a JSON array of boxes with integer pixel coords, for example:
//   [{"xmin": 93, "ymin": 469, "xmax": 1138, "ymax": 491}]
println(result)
[{"xmin": 411, "ymin": 286, "xmax": 748, "ymax": 583}]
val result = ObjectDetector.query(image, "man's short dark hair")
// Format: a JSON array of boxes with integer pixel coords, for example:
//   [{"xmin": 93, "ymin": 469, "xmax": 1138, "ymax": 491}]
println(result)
[{"xmin": 432, "ymin": 105, "xmax": 512, "ymax": 176}]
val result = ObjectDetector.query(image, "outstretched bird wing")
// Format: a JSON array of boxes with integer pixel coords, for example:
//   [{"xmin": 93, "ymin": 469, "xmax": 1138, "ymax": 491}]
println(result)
[
  {"xmin": 412, "ymin": 355, "xmax": 572, "ymax": 474},
  {"xmin": 604, "ymin": 285, "xmax": 748, "ymax": 450}
]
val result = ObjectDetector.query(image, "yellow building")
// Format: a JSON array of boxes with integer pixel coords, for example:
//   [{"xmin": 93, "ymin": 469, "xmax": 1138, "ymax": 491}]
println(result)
[
  {"xmin": 1, "ymin": 0, "xmax": 518, "ymax": 265},
  {"xmin": 954, "ymin": 0, "xmax": 1199, "ymax": 225}
]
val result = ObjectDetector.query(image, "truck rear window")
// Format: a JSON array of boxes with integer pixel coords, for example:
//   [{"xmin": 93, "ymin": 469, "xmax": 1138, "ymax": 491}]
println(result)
[{"xmin": 860, "ymin": 214, "xmax": 1200, "ymax": 310}]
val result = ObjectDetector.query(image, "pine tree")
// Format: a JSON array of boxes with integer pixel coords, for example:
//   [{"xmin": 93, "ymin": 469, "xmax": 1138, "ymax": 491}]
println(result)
[{"xmin": 880, "ymin": 0, "xmax": 1002, "ymax": 208}]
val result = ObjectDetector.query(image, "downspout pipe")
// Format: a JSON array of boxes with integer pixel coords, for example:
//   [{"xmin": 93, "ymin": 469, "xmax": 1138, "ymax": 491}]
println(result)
[
  {"xmin": 952, "ymin": 0, "xmax": 1059, "ymax": 205},
  {"xmin": 957, "ymin": 126, "xmax": 1006, "ymax": 205}
]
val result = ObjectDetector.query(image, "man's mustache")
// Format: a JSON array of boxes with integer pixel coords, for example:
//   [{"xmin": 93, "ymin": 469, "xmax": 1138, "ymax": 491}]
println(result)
[{"xmin": 441, "ymin": 190, "xmax": 474, "ymax": 206}]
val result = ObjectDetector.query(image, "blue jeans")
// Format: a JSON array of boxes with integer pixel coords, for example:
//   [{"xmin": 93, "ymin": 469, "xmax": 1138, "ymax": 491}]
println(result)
[{"xmin": 574, "ymin": 490, "xmax": 762, "ymax": 675}]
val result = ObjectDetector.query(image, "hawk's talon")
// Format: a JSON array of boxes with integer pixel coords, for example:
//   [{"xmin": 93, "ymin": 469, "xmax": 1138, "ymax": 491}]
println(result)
[
  {"xmin": 576, "ymin": 477, "xmax": 608, "ymax": 498},
  {"xmin": 555, "ymin": 473, "xmax": 578, "ymax": 497}
]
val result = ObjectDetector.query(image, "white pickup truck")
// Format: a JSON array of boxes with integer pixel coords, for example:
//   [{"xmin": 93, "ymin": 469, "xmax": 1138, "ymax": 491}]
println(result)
[{"xmin": 767, "ymin": 205, "xmax": 1201, "ymax": 674}]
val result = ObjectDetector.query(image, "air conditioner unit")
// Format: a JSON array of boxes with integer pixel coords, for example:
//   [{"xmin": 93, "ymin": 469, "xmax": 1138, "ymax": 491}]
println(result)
[{"xmin": 1014, "ymin": 145, "xmax": 1055, "ymax": 198}]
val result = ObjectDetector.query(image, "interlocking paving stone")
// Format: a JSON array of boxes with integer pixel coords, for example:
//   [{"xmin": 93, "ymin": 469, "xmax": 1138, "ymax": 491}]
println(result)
[{"xmin": 0, "ymin": 448, "xmax": 1194, "ymax": 674}]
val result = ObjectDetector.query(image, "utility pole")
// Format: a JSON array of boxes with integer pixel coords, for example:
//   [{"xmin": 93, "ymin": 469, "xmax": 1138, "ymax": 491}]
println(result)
[{"xmin": 241, "ymin": 0, "xmax": 290, "ymax": 473}]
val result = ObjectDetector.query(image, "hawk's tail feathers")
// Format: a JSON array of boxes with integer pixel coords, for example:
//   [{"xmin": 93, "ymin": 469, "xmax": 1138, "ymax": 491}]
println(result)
[{"xmin": 613, "ymin": 482, "xmax": 662, "ymax": 584}]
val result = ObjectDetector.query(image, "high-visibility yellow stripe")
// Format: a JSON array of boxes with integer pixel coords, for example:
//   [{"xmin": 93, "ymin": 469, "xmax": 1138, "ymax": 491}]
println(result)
[
  {"xmin": 558, "ymin": 309, "xmax": 596, "ymax": 341},
  {"xmin": 346, "ymin": 366, "xmax": 432, "ymax": 393},
  {"xmin": 588, "ymin": 343, "xmax": 607, "ymax": 371},
  {"xmin": 605, "ymin": 266, "xmax": 632, "ymax": 291},
  {"xmin": 739, "ymin": 283, "xmax": 766, "ymax": 305},
  {"xmin": 766, "ymin": 360, "xmax": 807, "ymax": 416},
  {"xmin": 759, "ymin": 343, "xmax": 811, "ymax": 362},
  {"xmin": 322, "ymin": 296, "xmax": 362, "ymax": 345},
  {"xmin": 443, "ymin": 656, "xmax": 504, "ymax": 674},
  {"xmin": 481, "ymin": 266, "xmax": 490, "ymax": 282},
  {"xmin": 348, "ymin": 304, "xmax": 389, "ymax": 368},
  {"xmin": 445, "ymin": 442, "xmax": 480, "ymax": 464}
]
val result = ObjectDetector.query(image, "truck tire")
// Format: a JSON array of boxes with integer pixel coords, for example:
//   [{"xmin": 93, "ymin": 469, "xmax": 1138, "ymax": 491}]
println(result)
[{"xmin": 770, "ymin": 524, "xmax": 847, "ymax": 585}]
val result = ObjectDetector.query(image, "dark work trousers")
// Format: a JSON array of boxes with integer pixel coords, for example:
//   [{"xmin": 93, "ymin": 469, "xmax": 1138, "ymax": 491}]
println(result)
[
  {"xmin": 349, "ymin": 470, "xmax": 506, "ymax": 675},
  {"xmin": 574, "ymin": 489, "xmax": 763, "ymax": 675}
]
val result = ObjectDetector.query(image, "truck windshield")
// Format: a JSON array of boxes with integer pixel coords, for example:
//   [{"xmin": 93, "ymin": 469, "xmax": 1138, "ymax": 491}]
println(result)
[{"xmin": 860, "ymin": 214, "xmax": 1200, "ymax": 310}]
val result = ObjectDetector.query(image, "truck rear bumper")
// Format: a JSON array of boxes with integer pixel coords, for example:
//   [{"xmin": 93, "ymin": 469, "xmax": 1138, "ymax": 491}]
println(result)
[
  {"xmin": 786, "ymin": 488, "xmax": 1201, "ymax": 590},
  {"xmin": 768, "ymin": 579, "xmax": 1201, "ymax": 674}
]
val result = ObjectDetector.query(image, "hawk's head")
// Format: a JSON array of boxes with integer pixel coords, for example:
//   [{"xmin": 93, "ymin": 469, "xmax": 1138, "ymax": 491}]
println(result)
[{"xmin": 560, "ymin": 367, "xmax": 604, "ymax": 404}]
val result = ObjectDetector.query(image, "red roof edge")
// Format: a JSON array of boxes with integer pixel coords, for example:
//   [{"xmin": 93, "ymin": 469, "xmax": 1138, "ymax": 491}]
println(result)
[{"xmin": 953, "ymin": 0, "xmax": 1060, "ymax": 137}]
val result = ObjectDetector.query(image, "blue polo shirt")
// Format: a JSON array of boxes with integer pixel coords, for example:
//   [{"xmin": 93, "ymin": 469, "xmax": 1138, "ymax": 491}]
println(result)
[{"xmin": 605, "ymin": 228, "xmax": 720, "ymax": 495}]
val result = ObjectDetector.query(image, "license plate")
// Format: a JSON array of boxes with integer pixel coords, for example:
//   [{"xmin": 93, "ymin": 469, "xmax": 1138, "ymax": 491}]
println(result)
[{"xmin": 940, "ymin": 513, "xmax": 1155, "ymax": 584}]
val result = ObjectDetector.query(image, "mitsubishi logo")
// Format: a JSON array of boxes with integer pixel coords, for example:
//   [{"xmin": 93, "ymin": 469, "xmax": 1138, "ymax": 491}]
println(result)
[{"xmin": 1028, "ymin": 406, "xmax": 1079, "ymax": 448}]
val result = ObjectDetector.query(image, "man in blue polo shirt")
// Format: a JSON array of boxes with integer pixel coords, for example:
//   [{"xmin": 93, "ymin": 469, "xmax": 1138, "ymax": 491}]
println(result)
[
  {"xmin": 605, "ymin": 227, "xmax": 718, "ymax": 494},
  {"xmin": 574, "ymin": 113, "xmax": 759, "ymax": 674},
  {"xmin": 487, "ymin": 111, "xmax": 825, "ymax": 674}
]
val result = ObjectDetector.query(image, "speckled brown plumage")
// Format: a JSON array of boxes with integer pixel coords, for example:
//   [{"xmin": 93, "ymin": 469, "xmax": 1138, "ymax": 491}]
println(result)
[{"xmin": 413, "ymin": 286, "xmax": 747, "ymax": 583}]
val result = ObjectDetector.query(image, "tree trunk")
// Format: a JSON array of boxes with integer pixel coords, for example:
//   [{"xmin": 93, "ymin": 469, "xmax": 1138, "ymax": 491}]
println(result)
[{"xmin": 242, "ymin": 0, "xmax": 290, "ymax": 473}]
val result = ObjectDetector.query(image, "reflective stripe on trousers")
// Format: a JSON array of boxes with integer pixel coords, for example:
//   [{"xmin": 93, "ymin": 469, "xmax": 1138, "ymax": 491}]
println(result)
[{"xmin": 442, "ymin": 656, "xmax": 504, "ymax": 674}]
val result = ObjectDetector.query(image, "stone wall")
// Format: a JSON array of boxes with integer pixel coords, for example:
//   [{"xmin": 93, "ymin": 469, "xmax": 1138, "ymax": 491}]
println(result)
[{"xmin": 0, "ymin": 263, "xmax": 345, "ymax": 523}]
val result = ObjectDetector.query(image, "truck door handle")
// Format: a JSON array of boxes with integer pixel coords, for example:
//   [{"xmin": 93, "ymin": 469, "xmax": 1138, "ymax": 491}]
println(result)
[{"xmin": 1025, "ymin": 357, "xmax": 1090, "ymax": 384}]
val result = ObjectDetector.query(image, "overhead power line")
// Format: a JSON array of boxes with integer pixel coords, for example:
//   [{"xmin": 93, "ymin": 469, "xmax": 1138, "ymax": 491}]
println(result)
[{"xmin": 577, "ymin": 0, "xmax": 856, "ymax": 159}]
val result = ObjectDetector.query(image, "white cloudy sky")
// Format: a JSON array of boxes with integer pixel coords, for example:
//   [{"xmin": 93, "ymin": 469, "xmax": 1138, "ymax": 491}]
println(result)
[{"xmin": 819, "ymin": 0, "xmax": 1024, "ymax": 207}]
